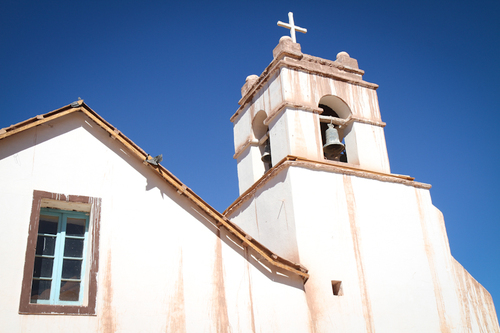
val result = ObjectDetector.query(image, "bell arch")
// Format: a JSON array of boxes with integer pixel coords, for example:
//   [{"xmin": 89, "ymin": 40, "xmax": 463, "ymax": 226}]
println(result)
[
  {"xmin": 318, "ymin": 95, "xmax": 352, "ymax": 162},
  {"xmin": 252, "ymin": 110, "xmax": 272, "ymax": 170},
  {"xmin": 252, "ymin": 110, "xmax": 268, "ymax": 140},
  {"xmin": 319, "ymin": 95, "xmax": 352, "ymax": 119}
]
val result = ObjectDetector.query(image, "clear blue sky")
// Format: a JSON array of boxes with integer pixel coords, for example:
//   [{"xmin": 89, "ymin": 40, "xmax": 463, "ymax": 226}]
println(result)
[{"xmin": 2, "ymin": 0, "xmax": 499, "ymax": 310}]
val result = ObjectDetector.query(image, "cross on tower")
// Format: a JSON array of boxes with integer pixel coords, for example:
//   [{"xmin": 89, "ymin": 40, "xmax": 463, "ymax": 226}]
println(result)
[{"xmin": 277, "ymin": 12, "xmax": 307, "ymax": 43}]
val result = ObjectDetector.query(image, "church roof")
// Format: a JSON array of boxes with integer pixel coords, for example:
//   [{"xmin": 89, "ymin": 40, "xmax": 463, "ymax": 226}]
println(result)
[{"xmin": 0, "ymin": 100, "xmax": 309, "ymax": 282}]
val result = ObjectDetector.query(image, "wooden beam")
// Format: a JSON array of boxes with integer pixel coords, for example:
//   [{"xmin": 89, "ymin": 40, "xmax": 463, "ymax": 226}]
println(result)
[
  {"xmin": 80, "ymin": 106, "xmax": 309, "ymax": 280},
  {"xmin": 0, "ymin": 108, "xmax": 77, "ymax": 141},
  {"xmin": 1, "ymin": 104, "xmax": 310, "ymax": 281}
]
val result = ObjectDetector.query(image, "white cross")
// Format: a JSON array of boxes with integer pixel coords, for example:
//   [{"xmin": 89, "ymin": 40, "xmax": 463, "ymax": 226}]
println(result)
[{"xmin": 277, "ymin": 12, "xmax": 307, "ymax": 43}]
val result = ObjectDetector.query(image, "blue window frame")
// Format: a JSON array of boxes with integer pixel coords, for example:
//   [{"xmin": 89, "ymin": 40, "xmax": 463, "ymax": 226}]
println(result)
[{"xmin": 30, "ymin": 208, "xmax": 89, "ymax": 305}]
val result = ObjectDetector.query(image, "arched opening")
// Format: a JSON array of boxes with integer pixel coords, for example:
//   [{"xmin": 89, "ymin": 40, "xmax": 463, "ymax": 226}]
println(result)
[
  {"xmin": 252, "ymin": 110, "xmax": 272, "ymax": 170},
  {"xmin": 252, "ymin": 110, "xmax": 268, "ymax": 140},
  {"xmin": 318, "ymin": 96, "xmax": 352, "ymax": 162}
]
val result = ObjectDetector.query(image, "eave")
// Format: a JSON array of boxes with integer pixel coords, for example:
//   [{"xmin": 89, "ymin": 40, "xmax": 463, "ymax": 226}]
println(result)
[
  {"xmin": 0, "ymin": 101, "xmax": 309, "ymax": 282},
  {"xmin": 224, "ymin": 155, "xmax": 431, "ymax": 217}
]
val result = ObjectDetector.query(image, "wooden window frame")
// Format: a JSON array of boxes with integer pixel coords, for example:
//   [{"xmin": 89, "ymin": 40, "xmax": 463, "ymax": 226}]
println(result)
[
  {"xmin": 19, "ymin": 190, "xmax": 101, "ymax": 315},
  {"xmin": 32, "ymin": 208, "xmax": 90, "ymax": 305}
]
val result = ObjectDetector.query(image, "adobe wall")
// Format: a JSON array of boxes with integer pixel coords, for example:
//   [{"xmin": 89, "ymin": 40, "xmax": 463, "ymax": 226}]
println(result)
[
  {"xmin": 0, "ymin": 113, "xmax": 311, "ymax": 332},
  {"xmin": 227, "ymin": 164, "xmax": 499, "ymax": 332},
  {"xmin": 232, "ymin": 40, "xmax": 391, "ymax": 195}
]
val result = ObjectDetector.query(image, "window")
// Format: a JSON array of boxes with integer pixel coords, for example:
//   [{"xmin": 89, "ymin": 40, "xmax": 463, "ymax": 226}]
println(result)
[
  {"xmin": 253, "ymin": 110, "xmax": 272, "ymax": 170},
  {"xmin": 31, "ymin": 209, "xmax": 89, "ymax": 304},
  {"xmin": 331, "ymin": 280, "xmax": 343, "ymax": 296},
  {"xmin": 19, "ymin": 190, "xmax": 101, "ymax": 315}
]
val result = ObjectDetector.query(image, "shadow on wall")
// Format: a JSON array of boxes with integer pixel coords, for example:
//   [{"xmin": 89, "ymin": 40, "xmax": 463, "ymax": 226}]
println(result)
[
  {"xmin": 1, "ymin": 109, "xmax": 305, "ymax": 295},
  {"xmin": 145, "ymin": 165, "xmax": 305, "ymax": 291}
]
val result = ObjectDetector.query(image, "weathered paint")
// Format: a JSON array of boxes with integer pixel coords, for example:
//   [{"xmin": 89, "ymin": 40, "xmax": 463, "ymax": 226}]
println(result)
[
  {"xmin": 165, "ymin": 251, "xmax": 186, "ymax": 332},
  {"xmin": 227, "ymin": 37, "xmax": 498, "ymax": 332},
  {"xmin": 99, "ymin": 250, "xmax": 115, "ymax": 333},
  {"xmin": 233, "ymin": 37, "xmax": 391, "ymax": 194},
  {"xmin": 343, "ymin": 176, "xmax": 375, "ymax": 333},
  {"xmin": 0, "ymin": 112, "xmax": 311, "ymax": 332},
  {"xmin": 227, "ymin": 163, "xmax": 499, "ymax": 332},
  {"xmin": 415, "ymin": 189, "xmax": 451, "ymax": 332},
  {"xmin": 2, "ymin": 36, "xmax": 498, "ymax": 332}
]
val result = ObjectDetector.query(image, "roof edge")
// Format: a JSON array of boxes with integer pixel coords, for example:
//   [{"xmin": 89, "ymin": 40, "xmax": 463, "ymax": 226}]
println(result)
[
  {"xmin": 224, "ymin": 155, "xmax": 431, "ymax": 217},
  {"xmin": 0, "ymin": 102, "xmax": 309, "ymax": 282}
]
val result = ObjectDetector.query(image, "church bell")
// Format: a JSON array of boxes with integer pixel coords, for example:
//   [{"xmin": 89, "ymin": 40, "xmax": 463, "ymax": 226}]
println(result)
[
  {"xmin": 261, "ymin": 140, "xmax": 271, "ymax": 163},
  {"xmin": 323, "ymin": 123, "xmax": 345, "ymax": 159}
]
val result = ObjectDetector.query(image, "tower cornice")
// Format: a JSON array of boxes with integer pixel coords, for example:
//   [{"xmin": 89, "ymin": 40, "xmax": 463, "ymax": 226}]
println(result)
[
  {"xmin": 231, "ymin": 38, "xmax": 378, "ymax": 123},
  {"xmin": 224, "ymin": 155, "xmax": 430, "ymax": 217}
]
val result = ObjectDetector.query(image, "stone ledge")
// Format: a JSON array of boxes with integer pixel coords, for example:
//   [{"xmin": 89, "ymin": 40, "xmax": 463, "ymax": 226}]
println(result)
[
  {"xmin": 224, "ymin": 155, "xmax": 430, "ymax": 216},
  {"xmin": 272, "ymin": 36, "xmax": 303, "ymax": 60}
]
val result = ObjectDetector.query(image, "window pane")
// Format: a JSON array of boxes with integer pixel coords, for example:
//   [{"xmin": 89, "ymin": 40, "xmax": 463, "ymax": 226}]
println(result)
[
  {"xmin": 66, "ymin": 217, "xmax": 86, "ymax": 236},
  {"xmin": 36, "ymin": 235, "xmax": 56, "ymax": 256},
  {"xmin": 59, "ymin": 281, "xmax": 81, "ymax": 301},
  {"xmin": 31, "ymin": 279, "xmax": 52, "ymax": 301},
  {"xmin": 62, "ymin": 259, "xmax": 82, "ymax": 279},
  {"xmin": 33, "ymin": 257, "xmax": 54, "ymax": 278},
  {"xmin": 64, "ymin": 238, "xmax": 84, "ymax": 258},
  {"xmin": 39, "ymin": 215, "xmax": 59, "ymax": 234}
]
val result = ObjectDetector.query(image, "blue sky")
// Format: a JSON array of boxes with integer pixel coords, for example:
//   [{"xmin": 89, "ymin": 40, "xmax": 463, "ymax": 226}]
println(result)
[{"xmin": 1, "ymin": 0, "xmax": 499, "ymax": 310}]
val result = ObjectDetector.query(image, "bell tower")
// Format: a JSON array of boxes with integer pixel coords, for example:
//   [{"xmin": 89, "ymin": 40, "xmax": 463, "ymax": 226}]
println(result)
[
  {"xmin": 231, "ymin": 36, "xmax": 390, "ymax": 194},
  {"xmin": 226, "ymin": 16, "xmax": 499, "ymax": 331}
]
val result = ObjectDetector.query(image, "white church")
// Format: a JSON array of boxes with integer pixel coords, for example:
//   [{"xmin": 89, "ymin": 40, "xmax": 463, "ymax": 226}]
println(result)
[{"xmin": 0, "ymin": 14, "xmax": 498, "ymax": 332}]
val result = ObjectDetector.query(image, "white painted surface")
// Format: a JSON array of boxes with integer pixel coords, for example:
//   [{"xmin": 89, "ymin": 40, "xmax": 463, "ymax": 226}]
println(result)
[
  {"xmin": 277, "ymin": 12, "xmax": 307, "ymax": 43},
  {"xmin": 227, "ymin": 38, "xmax": 498, "ymax": 331},
  {"xmin": 2, "ymin": 37, "xmax": 497, "ymax": 332},
  {"xmin": 0, "ymin": 112, "xmax": 311, "ymax": 332},
  {"xmin": 228, "ymin": 165, "xmax": 499, "ymax": 332},
  {"xmin": 233, "ymin": 43, "xmax": 391, "ymax": 194}
]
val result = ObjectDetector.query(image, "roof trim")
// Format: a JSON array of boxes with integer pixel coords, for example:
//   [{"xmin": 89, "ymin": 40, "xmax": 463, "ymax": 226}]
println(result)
[
  {"xmin": 0, "ymin": 102, "xmax": 309, "ymax": 282},
  {"xmin": 224, "ymin": 155, "xmax": 431, "ymax": 217},
  {"xmin": 230, "ymin": 52, "xmax": 379, "ymax": 123}
]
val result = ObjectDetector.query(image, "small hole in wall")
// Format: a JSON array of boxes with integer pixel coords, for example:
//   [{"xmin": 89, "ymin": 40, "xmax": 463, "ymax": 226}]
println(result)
[{"xmin": 332, "ymin": 280, "xmax": 343, "ymax": 296}]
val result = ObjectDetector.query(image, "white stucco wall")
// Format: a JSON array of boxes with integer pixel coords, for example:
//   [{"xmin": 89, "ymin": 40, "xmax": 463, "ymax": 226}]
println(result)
[
  {"xmin": 233, "ymin": 51, "xmax": 391, "ymax": 195},
  {"xmin": 0, "ymin": 113, "xmax": 311, "ymax": 333},
  {"xmin": 227, "ymin": 165, "xmax": 499, "ymax": 332}
]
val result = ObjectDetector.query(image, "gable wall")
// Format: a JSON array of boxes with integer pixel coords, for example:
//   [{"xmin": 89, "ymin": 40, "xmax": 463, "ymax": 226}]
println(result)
[{"xmin": 0, "ymin": 113, "xmax": 311, "ymax": 333}]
